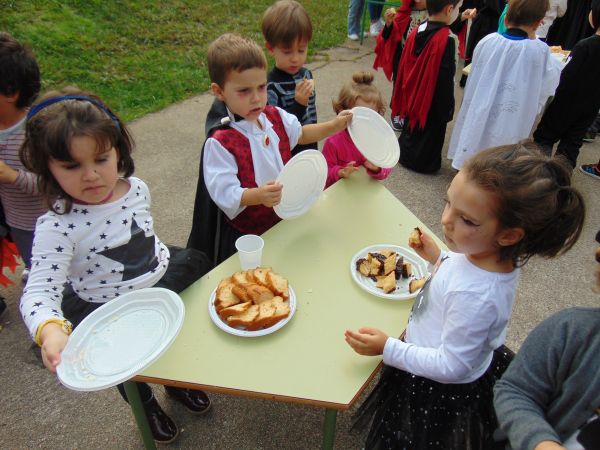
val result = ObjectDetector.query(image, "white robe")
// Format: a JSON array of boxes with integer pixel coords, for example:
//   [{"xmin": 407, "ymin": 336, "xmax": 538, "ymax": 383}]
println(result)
[{"xmin": 448, "ymin": 33, "xmax": 562, "ymax": 170}]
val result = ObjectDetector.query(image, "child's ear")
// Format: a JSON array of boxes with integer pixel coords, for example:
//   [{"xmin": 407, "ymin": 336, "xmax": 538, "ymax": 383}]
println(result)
[
  {"xmin": 211, "ymin": 82, "xmax": 225, "ymax": 101},
  {"xmin": 265, "ymin": 41, "xmax": 274, "ymax": 55},
  {"xmin": 497, "ymin": 228, "xmax": 525, "ymax": 247}
]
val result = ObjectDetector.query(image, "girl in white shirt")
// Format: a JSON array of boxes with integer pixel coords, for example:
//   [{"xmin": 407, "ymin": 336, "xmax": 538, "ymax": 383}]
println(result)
[{"xmin": 345, "ymin": 143, "xmax": 585, "ymax": 450}]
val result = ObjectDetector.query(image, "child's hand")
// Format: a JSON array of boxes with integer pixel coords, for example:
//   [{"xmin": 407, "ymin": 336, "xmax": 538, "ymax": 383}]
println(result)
[
  {"xmin": 257, "ymin": 180, "xmax": 283, "ymax": 207},
  {"xmin": 295, "ymin": 79, "xmax": 314, "ymax": 106},
  {"xmin": 331, "ymin": 110, "xmax": 353, "ymax": 132},
  {"xmin": 40, "ymin": 323, "xmax": 70, "ymax": 373},
  {"xmin": 384, "ymin": 8, "xmax": 396, "ymax": 25},
  {"xmin": 338, "ymin": 162, "xmax": 359, "ymax": 179},
  {"xmin": 345, "ymin": 327, "xmax": 388, "ymax": 356},
  {"xmin": 409, "ymin": 229, "xmax": 441, "ymax": 266},
  {"xmin": 462, "ymin": 8, "xmax": 477, "ymax": 21},
  {"xmin": 0, "ymin": 160, "xmax": 18, "ymax": 184},
  {"xmin": 364, "ymin": 160, "xmax": 381, "ymax": 173}
]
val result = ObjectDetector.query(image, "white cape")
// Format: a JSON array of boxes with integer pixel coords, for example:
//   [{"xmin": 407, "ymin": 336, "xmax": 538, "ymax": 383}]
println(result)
[{"xmin": 448, "ymin": 33, "xmax": 561, "ymax": 169}]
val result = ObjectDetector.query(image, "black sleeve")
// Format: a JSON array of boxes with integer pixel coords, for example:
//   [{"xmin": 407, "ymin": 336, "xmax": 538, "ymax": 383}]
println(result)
[
  {"xmin": 450, "ymin": 16, "xmax": 465, "ymax": 35},
  {"xmin": 382, "ymin": 23, "xmax": 393, "ymax": 40},
  {"xmin": 553, "ymin": 41, "xmax": 588, "ymax": 98}
]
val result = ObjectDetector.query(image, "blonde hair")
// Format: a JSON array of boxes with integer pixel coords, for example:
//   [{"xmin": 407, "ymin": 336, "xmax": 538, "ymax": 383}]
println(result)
[
  {"xmin": 207, "ymin": 34, "xmax": 267, "ymax": 87},
  {"xmin": 332, "ymin": 72, "xmax": 385, "ymax": 115}
]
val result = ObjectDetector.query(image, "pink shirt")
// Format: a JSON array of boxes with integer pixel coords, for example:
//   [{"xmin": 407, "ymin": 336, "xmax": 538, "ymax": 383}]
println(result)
[{"xmin": 322, "ymin": 130, "xmax": 392, "ymax": 188}]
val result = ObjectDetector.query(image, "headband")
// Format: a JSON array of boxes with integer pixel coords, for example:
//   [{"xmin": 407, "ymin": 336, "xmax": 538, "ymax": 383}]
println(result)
[{"xmin": 27, "ymin": 95, "xmax": 121, "ymax": 129}]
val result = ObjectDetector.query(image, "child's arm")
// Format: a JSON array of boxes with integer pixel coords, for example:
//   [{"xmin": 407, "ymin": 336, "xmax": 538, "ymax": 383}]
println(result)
[
  {"xmin": 0, "ymin": 160, "xmax": 18, "ymax": 184},
  {"xmin": 322, "ymin": 135, "xmax": 358, "ymax": 186},
  {"xmin": 345, "ymin": 327, "xmax": 388, "ymax": 355},
  {"xmin": 38, "ymin": 322, "xmax": 70, "ymax": 373},
  {"xmin": 298, "ymin": 110, "xmax": 353, "ymax": 145}
]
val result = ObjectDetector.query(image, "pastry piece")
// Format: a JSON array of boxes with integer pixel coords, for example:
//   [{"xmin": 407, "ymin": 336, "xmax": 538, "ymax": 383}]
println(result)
[
  {"xmin": 356, "ymin": 258, "xmax": 371, "ymax": 276},
  {"xmin": 382, "ymin": 271, "xmax": 396, "ymax": 294},
  {"xmin": 394, "ymin": 256, "xmax": 404, "ymax": 280},
  {"xmin": 409, "ymin": 277, "xmax": 426, "ymax": 293},
  {"xmin": 260, "ymin": 296, "xmax": 291, "ymax": 328},
  {"xmin": 250, "ymin": 301, "xmax": 277, "ymax": 330},
  {"xmin": 379, "ymin": 250, "xmax": 395, "ymax": 258},
  {"xmin": 215, "ymin": 282, "xmax": 240, "ymax": 311},
  {"xmin": 408, "ymin": 227, "xmax": 423, "ymax": 248},
  {"xmin": 402, "ymin": 261, "xmax": 412, "ymax": 279},
  {"xmin": 369, "ymin": 256, "xmax": 383, "ymax": 276},
  {"xmin": 252, "ymin": 267, "xmax": 273, "ymax": 287},
  {"xmin": 218, "ymin": 301, "xmax": 252, "ymax": 320},
  {"xmin": 384, "ymin": 253, "xmax": 397, "ymax": 275},
  {"xmin": 231, "ymin": 283, "xmax": 274, "ymax": 304},
  {"xmin": 375, "ymin": 276, "xmax": 386, "ymax": 289},
  {"xmin": 232, "ymin": 271, "xmax": 251, "ymax": 285},
  {"xmin": 267, "ymin": 271, "xmax": 289, "ymax": 299},
  {"xmin": 227, "ymin": 304, "xmax": 259, "ymax": 328}
]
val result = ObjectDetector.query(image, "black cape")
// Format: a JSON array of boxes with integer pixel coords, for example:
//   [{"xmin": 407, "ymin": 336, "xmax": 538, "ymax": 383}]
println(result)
[
  {"xmin": 546, "ymin": 0, "xmax": 595, "ymax": 50},
  {"xmin": 187, "ymin": 99, "xmax": 243, "ymax": 265}
]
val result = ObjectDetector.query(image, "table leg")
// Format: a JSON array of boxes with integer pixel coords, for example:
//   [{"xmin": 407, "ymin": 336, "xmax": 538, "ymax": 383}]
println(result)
[
  {"xmin": 123, "ymin": 381, "xmax": 157, "ymax": 450},
  {"xmin": 322, "ymin": 408, "xmax": 338, "ymax": 450}
]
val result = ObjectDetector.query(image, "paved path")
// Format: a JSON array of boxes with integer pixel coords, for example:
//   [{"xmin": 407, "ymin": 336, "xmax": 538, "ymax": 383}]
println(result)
[{"xmin": 2, "ymin": 39, "xmax": 599, "ymax": 449}]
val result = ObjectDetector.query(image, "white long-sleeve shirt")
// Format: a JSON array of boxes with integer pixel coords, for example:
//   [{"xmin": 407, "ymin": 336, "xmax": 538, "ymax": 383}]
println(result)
[
  {"xmin": 203, "ymin": 107, "xmax": 302, "ymax": 220},
  {"xmin": 20, "ymin": 177, "xmax": 169, "ymax": 339},
  {"xmin": 383, "ymin": 251, "xmax": 519, "ymax": 384}
]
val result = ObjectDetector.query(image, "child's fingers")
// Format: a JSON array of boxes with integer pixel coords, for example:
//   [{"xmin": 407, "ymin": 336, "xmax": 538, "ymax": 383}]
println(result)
[{"xmin": 357, "ymin": 326, "xmax": 380, "ymax": 336}]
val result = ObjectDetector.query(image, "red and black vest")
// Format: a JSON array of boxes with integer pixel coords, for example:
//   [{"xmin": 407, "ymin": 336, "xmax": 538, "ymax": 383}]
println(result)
[{"xmin": 211, "ymin": 106, "xmax": 292, "ymax": 235}]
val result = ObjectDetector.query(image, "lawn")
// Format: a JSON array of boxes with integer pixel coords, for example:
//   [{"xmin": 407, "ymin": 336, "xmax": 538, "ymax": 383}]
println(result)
[{"xmin": 1, "ymin": 0, "xmax": 348, "ymax": 121}]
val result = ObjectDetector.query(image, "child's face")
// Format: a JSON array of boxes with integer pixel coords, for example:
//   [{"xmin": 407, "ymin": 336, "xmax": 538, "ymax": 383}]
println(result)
[
  {"xmin": 48, "ymin": 135, "xmax": 120, "ymax": 204},
  {"xmin": 267, "ymin": 39, "xmax": 308, "ymax": 76},
  {"xmin": 441, "ymin": 171, "xmax": 517, "ymax": 262},
  {"xmin": 212, "ymin": 68, "xmax": 268, "ymax": 123}
]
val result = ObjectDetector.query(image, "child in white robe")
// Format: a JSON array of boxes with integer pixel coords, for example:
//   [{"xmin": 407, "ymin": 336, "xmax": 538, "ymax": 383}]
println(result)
[{"xmin": 448, "ymin": 0, "xmax": 562, "ymax": 170}]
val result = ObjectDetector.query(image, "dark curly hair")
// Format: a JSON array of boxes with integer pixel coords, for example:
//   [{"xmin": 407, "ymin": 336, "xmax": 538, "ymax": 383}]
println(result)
[
  {"xmin": 0, "ymin": 32, "xmax": 41, "ymax": 108},
  {"xmin": 20, "ymin": 87, "xmax": 135, "ymax": 214}
]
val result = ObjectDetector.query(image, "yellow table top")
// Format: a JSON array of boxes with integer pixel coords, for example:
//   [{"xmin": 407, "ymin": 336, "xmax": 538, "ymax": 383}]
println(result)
[{"xmin": 139, "ymin": 170, "xmax": 437, "ymax": 409}]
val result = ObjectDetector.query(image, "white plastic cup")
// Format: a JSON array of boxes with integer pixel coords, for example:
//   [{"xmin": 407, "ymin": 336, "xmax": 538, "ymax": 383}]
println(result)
[{"xmin": 235, "ymin": 234, "xmax": 264, "ymax": 270}]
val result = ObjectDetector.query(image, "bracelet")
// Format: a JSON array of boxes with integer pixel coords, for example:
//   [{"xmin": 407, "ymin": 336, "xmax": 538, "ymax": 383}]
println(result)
[{"xmin": 35, "ymin": 318, "xmax": 73, "ymax": 346}]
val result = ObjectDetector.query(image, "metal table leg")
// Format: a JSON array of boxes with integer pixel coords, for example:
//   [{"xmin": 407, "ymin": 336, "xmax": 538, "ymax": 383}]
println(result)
[
  {"xmin": 124, "ymin": 381, "xmax": 156, "ymax": 450},
  {"xmin": 322, "ymin": 408, "xmax": 338, "ymax": 450}
]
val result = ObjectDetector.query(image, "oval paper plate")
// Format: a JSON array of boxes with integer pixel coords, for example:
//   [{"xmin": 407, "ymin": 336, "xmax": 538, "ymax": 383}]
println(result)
[
  {"xmin": 350, "ymin": 245, "xmax": 429, "ymax": 300},
  {"xmin": 347, "ymin": 106, "xmax": 400, "ymax": 169},
  {"xmin": 208, "ymin": 286, "xmax": 297, "ymax": 337},
  {"xmin": 274, "ymin": 150, "xmax": 327, "ymax": 220},
  {"xmin": 57, "ymin": 288, "xmax": 185, "ymax": 391}
]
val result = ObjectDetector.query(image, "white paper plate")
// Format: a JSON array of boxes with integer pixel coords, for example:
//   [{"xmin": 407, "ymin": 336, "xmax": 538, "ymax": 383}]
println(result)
[
  {"xmin": 57, "ymin": 288, "xmax": 185, "ymax": 391},
  {"xmin": 347, "ymin": 106, "xmax": 400, "ymax": 169},
  {"xmin": 208, "ymin": 286, "xmax": 296, "ymax": 337},
  {"xmin": 350, "ymin": 245, "xmax": 429, "ymax": 300},
  {"xmin": 274, "ymin": 150, "xmax": 327, "ymax": 220}
]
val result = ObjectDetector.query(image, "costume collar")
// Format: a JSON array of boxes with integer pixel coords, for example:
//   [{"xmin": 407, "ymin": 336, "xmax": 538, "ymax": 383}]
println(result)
[{"xmin": 502, "ymin": 28, "xmax": 529, "ymax": 40}]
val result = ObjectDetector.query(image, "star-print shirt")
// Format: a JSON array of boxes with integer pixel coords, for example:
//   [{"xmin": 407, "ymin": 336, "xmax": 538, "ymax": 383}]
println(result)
[{"xmin": 20, "ymin": 177, "xmax": 169, "ymax": 340}]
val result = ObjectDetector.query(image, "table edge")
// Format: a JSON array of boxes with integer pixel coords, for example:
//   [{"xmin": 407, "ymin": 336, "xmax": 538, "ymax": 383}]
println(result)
[{"xmin": 134, "ymin": 361, "xmax": 382, "ymax": 411}]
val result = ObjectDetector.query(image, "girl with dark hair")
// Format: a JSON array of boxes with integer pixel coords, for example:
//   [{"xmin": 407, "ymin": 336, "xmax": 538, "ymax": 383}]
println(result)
[
  {"xmin": 346, "ymin": 143, "xmax": 585, "ymax": 450},
  {"xmin": 19, "ymin": 88, "xmax": 212, "ymax": 445}
]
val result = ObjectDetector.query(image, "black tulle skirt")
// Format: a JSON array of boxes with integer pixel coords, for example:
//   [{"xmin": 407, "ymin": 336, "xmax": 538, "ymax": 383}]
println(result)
[{"xmin": 352, "ymin": 346, "xmax": 514, "ymax": 450}]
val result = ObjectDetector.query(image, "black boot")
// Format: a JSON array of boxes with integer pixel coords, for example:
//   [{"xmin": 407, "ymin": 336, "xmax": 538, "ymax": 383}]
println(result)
[
  {"xmin": 142, "ymin": 395, "xmax": 179, "ymax": 444},
  {"xmin": 166, "ymin": 387, "xmax": 212, "ymax": 415}
]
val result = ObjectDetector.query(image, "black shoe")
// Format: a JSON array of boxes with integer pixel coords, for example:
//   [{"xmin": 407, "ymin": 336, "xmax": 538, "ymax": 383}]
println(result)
[
  {"xmin": 459, "ymin": 74, "xmax": 468, "ymax": 88},
  {"xmin": 142, "ymin": 395, "xmax": 179, "ymax": 444},
  {"xmin": 0, "ymin": 297, "xmax": 6, "ymax": 318},
  {"xmin": 166, "ymin": 387, "xmax": 212, "ymax": 415},
  {"xmin": 390, "ymin": 115, "xmax": 403, "ymax": 132}
]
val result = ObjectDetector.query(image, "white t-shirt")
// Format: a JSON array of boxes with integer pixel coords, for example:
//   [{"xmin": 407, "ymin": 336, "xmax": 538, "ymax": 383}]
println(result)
[
  {"xmin": 383, "ymin": 251, "xmax": 520, "ymax": 384},
  {"xmin": 203, "ymin": 106, "xmax": 302, "ymax": 220}
]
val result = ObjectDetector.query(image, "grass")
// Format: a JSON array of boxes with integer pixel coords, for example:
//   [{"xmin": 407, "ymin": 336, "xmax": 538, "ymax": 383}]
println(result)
[{"xmin": 1, "ymin": 0, "xmax": 347, "ymax": 121}]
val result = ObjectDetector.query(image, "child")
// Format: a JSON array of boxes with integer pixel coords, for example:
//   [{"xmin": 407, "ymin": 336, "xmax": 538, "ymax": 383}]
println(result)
[
  {"xmin": 448, "ymin": 0, "xmax": 562, "ymax": 170},
  {"xmin": 494, "ymin": 231, "xmax": 600, "ymax": 450},
  {"xmin": 322, "ymin": 71, "xmax": 392, "ymax": 188},
  {"xmin": 347, "ymin": 0, "xmax": 385, "ymax": 40},
  {"xmin": 537, "ymin": 0, "xmax": 568, "ymax": 41},
  {"xmin": 262, "ymin": 0, "xmax": 317, "ymax": 155},
  {"xmin": 346, "ymin": 144, "xmax": 585, "ymax": 449},
  {"xmin": 392, "ymin": 0, "xmax": 461, "ymax": 174},
  {"xmin": 547, "ymin": 0, "xmax": 594, "ymax": 50},
  {"xmin": 187, "ymin": 34, "xmax": 351, "ymax": 265},
  {"xmin": 0, "ymin": 32, "xmax": 47, "ymax": 282},
  {"xmin": 533, "ymin": 1, "xmax": 600, "ymax": 169},
  {"xmin": 19, "ymin": 88, "xmax": 213, "ymax": 445}
]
